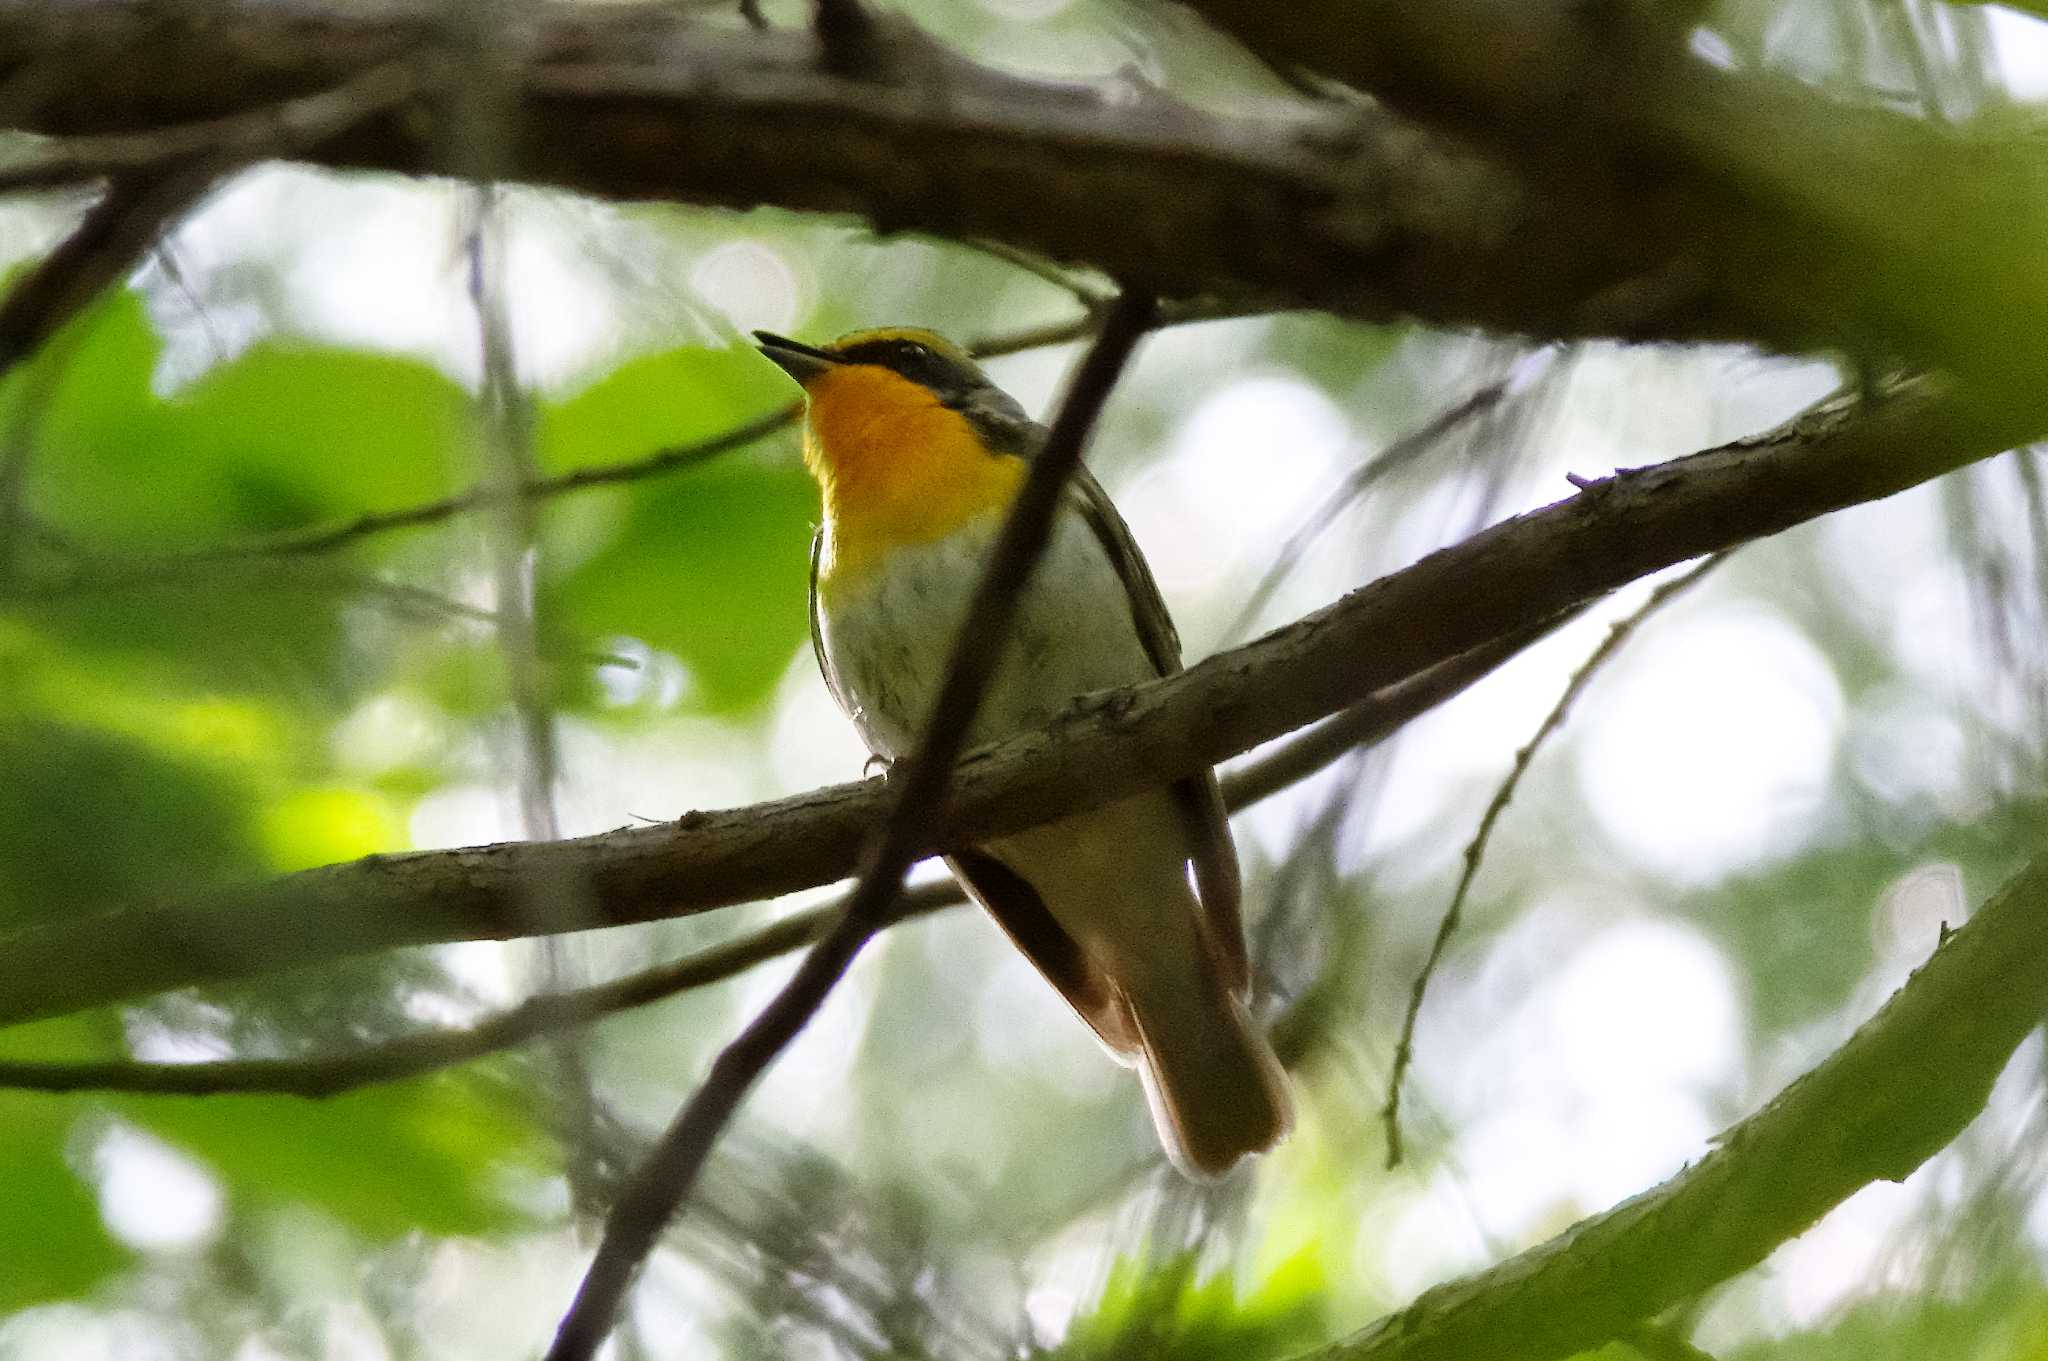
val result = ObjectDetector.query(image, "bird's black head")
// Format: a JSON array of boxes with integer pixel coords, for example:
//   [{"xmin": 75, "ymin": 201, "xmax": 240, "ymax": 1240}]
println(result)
[{"xmin": 754, "ymin": 326, "xmax": 1035, "ymax": 454}]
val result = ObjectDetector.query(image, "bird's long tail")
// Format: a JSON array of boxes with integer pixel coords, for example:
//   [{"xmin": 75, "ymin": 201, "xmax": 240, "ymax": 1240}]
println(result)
[{"xmin": 1125, "ymin": 942, "xmax": 1293, "ymax": 1179}]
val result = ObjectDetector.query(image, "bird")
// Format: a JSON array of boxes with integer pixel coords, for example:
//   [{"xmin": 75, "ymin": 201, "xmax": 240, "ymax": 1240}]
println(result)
[{"xmin": 754, "ymin": 325, "xmax": 1290, "ymax": 1178}]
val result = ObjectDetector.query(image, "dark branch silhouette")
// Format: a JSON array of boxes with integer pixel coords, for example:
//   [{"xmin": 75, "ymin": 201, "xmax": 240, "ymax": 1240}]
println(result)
[
  {"xmin": 543, "ymin": 292, "xmax": 1158, "ymax": 1361},
  {"xmin": 0, "ymin": 617, "xmax": 1544, "ymax": 1099}
]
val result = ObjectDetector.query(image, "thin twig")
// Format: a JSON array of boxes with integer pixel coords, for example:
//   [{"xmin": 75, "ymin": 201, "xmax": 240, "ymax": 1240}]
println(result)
[
  {"xmin": 0, "ymin": 903, "xmax": 885, "ymax": 1095},
  {"xmin": 541, "ymin": 292, "xmax": 1159, "ymax": 1361},
  {"xmin": 11, "ymin": 304, "xmax": 1249, "ymax": 595},
  {"xmin": 145, "ymin": 241, "xmax": 231, "ymax": 370},
  {"xmin": 469, "ymin": 193, "xmax": 564, "ymax": 848},
  {"xmin": 1381, "ymin": 551, "xmax": 1730, "ymax": 1167},
  {"xmin": 961, "ymin": 238, "xmax": 1111, "ymax": 310},
  {"xmin": 466, "ymin": 186, "xmax": 611, "ymax": 1209},
  {"xmin": 1220, "ymin": 612, "xmax": 1577, "ymax": 812},
  {"xmin": 16, "ymin": 403, "xmax": 803, "ymax": 590},
  {"xmin": 16, "ymin": 544, "xmax": 634, "ymax": 667},
  {"xmin": 1222, "ymin": 352, "xmax": 1555, "ymax": 644}
]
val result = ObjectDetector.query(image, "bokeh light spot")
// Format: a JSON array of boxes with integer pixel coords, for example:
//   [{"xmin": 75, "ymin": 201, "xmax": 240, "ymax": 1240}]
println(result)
[{"xmin": 1576, "ymin": 602, "xmax": 1843, "ymax": 882}]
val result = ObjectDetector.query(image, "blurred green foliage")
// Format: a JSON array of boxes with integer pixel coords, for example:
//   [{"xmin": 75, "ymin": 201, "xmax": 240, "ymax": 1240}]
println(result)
[
  {"xmin": 0, "ymin": 280, "xmax": 819, "ymax": 1316},
  {"xmin": 1041, "ymin": 1250, "xmax": 1326, "ymax": 1361}
]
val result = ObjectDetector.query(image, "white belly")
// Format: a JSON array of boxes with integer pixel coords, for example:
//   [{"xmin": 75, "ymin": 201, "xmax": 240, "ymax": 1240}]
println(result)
[{"xmin": 817, "ymin": 508, "xmax": 1159, "ymax": 759}]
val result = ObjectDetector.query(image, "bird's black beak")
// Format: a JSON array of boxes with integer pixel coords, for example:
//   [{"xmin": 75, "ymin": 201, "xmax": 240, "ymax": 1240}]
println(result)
[{"xmin": 753, "ymin": 331, "xmax": 841, "ymax": 386}]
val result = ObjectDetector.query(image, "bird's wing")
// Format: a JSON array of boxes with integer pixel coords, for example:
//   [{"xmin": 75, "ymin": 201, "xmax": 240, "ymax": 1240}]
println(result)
[
  {"xmin": 808, "ymin": 527, "xmax": 858, "ymax": 723},
  {"xmin": 945, "ymin": 849, "xmax": 1141, "ymax": 1056},
  {"xmin": 1065, "ymin": 469, "xmax": 1249, "ymax": 996}
]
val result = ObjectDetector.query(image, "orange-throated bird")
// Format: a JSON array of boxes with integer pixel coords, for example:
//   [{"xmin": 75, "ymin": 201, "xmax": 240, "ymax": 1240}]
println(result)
[{"xmin": 755, "ymin": 326, "xmax": 1290, "ymax": 1177}]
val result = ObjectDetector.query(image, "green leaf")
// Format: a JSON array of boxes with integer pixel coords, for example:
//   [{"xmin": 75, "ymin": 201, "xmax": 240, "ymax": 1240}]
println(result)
[
  {"xmin": 7, "ymin": 291, "xmax": 481, "ymax": 702},
  {"xmin": 0, "ymin": 718, "xmax": 261, "ymax": 931},
  {"xmin": 122, "ymin": 1075, "xmax": 542, "ymax": 1240},
  {"xmin": 547, "ymin": 457, "xmax": 817, "ymax": 712},
  {"xmin": 1044, "ymin": 1249, "xmax": 1326, "ymax": 1360},
  {"xmin": 536, "ymin": 344, "xmax": 792, "ymax": 475},
  {"xmin": 0, "ymin": 1095, "xmax": 127, "ymax": 1310},
  {"xmin": 30, "ymin": 293, "xmax": 469, "ymax": 550}
]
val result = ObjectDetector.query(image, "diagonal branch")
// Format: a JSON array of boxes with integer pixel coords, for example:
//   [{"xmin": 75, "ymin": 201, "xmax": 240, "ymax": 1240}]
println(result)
[
  {"xmin": 0, "ymin": 902, "xmax": 855, "ymax": 1095},
  {"xmin": 1295, "ymin": 845, "xmax": 2048, "ymax": 1361},
  {"xmin": 541, "ymin": 292, "xmax": 1159, "ymax": 1361},
  {"xmin": 0, "ymin": 616, "xmax": 1545, "ymax": 1098},
  {"xmin": 0, "ymin": 376, "xmax": 2029, "ymax": 1031},
  {"xmin": 1221, "ymin": 354, "xmax": 1547, "ymax": 643},
  {"xmin": 0, "ymin": 171, "xmax": 216, "ymax": 374},
  {"xmin": 0, "ymin": 170, "xmax": 220, "ymax": 579}
]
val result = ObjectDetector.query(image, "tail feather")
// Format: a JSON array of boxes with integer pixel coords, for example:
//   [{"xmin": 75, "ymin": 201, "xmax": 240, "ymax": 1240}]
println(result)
[
  {"xmin": 982, "ymin": 795, "xmax": 1289, "ymax": 1178},
  {"xmin": 1125, "ymin": 953, "xmax": 1292, "ymax": 1179}
]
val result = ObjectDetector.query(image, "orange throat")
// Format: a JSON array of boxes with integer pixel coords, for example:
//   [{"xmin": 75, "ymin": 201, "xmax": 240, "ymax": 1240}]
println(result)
[{"xmin": 802, "ymin": 364, "xmax": 1024, "ymax": 590}]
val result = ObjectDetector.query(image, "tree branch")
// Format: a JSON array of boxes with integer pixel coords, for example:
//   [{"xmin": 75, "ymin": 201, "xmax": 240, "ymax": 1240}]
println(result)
[
  {"xmin": 0, "ymin": 57, "xmax": 423, "ymax": 191},
  {"xmin": 542, "ymin": 292, "xmax": 1158, "ymax": 1361},
  {"xmin": 13, "ymin": 0, "xmax": 2048, "ymax": 388},
  {"xmin": 0, "ymin": 377, "xmax": 2027, "ymax": 1029},
  {"xmin": 0, "ymin": 901, "xmax": 860, "ymax": 1095},
  {"xmin": 0, "ymin": 0, "xmax": 1722, "ymax": 347},
  {"xmin": 0, "ymin": 171, "xmax": 214, "ymax": 373},
  {"xmin": 1296, "ymin": 845, "xmax": 2048, "ymax": 1361},
  {"xmin": 1175, "ymin": 0, "xmax": 2048, "ymax": 410},
  {"xmin": 0, "ymin": 170, "xmax": 220, "ymax": 579},
  {"xmin": 0, "ymin": 615, "xmax": 1540, "ymax": 1098}
]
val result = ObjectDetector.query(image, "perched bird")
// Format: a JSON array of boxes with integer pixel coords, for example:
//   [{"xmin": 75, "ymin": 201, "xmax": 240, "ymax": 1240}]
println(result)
[{"xmin": 755, "ymin": 326, "xmax": 1290, "ymax": 1178}]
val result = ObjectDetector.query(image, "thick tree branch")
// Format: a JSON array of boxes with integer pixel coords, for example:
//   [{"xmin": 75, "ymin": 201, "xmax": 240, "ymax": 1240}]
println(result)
[
  {"xmin": 11, "ymin": 0, "xmax": 2048, "ymax": 388},
  {"xmin": 1297, "ymin": 846, "xmax": 2048, "ymax": 1361},
  {"xmin": 0, "ymin": 57, "xmax": 421, "ymax": 191},
  {"xmin": 1177, "ymin": 0, "xmax": 2048, "ymax": 410},
  {"xmin": 0, "ymin": 620, "xmax": 1540, "ymax": 1098},
  {"xmin": 0, "ymin": 0, "xmax": 1723, "ymax": 347},
  {"xmin": 0, "ymin": 377, "xmax": 2028, "ymax": 1029}
]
